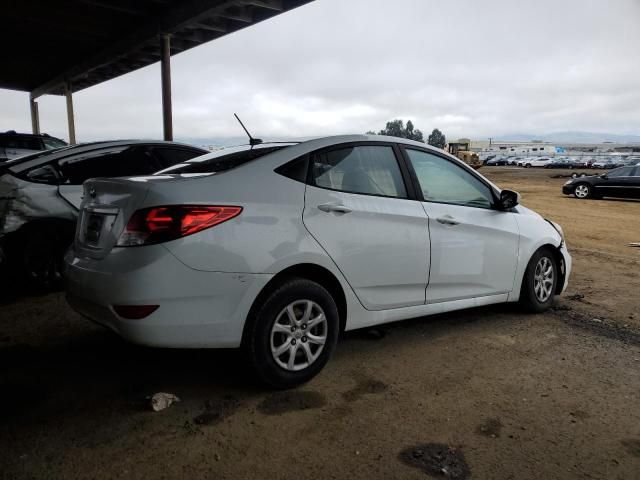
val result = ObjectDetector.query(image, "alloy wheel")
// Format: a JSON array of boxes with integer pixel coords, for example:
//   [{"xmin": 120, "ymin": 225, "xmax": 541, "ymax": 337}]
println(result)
[
  {"xmin": 574, "ymin": 184, "xmax": 589, "ymax": 198},
  {"xmin": 533, "ymin": 257, "xmax": 554, "ymax": 303},
  {"xmin": 270, "ymin": 300, "xmax": 328, "ymax": 371}
]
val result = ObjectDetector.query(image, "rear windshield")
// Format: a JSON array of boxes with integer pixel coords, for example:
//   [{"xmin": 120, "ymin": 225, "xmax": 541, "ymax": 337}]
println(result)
[{"xmin": 156, "ymin": 144, "xmax": 294, "ymax": 174}]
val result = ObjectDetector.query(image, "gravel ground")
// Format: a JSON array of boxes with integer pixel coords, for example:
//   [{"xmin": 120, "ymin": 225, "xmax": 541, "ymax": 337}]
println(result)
[{"xmin": 1, "ymin": 167, "xmax": 639, "ymax": 480}]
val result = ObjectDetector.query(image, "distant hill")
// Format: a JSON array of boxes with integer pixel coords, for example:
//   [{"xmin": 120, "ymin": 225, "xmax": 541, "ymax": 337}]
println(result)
[{"xmin": 495, "ymin": 131, "xmax": 640, "ymax": 144}]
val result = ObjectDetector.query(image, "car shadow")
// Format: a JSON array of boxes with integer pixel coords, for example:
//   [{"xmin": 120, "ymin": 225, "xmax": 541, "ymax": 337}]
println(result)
[{"xmin": 0, "ymin": 301, "xmax": 520, "ymax": 431}]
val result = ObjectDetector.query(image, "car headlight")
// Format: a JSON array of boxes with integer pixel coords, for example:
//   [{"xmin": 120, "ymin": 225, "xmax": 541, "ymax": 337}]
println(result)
[{"xmin": 564, "ymin": 180, "xmax": 573, "ymax": 185}]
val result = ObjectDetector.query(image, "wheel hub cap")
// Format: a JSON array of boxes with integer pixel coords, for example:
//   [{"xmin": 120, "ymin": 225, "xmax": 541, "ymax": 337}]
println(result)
[{"xmin": 270, "ymin": 300, "xmax": 328, "ymax": 372}]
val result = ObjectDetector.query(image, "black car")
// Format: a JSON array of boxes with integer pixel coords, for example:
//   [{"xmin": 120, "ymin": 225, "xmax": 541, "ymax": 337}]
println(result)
[
  {"xmin": 544, "ymin": 158, "xmax": 575, "ymax": 169},
  {"xmin": 486, "ymin": 157, "xmax": 509, "ymax": 166},
  {"xmin": 562, "ymin": 166, "xmax": 640, "ymax": 199}
]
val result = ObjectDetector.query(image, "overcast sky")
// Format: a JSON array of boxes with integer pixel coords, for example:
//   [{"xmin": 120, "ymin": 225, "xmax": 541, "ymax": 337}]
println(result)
[{"xmin": 1, "ymin": 0, "xmax": 639, "ymax": 143}]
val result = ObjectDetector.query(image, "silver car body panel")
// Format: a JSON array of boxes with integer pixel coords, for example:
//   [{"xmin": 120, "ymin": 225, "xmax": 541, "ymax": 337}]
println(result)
[{"xmin": 66, "ymin": 135, "xmax": 572, "ymax": 348}]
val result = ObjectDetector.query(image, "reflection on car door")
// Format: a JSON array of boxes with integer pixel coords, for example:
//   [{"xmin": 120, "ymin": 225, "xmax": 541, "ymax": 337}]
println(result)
[
  {"xmin": 302, "ymin": 144, "xmax": 430, "ymax": 310},
  {"xmin": 403, "ymin": 148, "xmax": 520, "ymax": 303}
]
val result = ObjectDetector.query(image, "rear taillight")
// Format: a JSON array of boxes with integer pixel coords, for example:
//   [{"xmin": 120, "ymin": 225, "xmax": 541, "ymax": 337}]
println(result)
[{"xmin": 117, "ymin": 205, "xmax": 242, "ymax": 246}]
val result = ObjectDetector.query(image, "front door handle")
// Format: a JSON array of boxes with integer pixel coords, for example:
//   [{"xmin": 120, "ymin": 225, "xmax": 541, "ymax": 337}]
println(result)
[
  {"xmin": 436, "ymin": 215, "xmax": 459, "ymax": 226},
  {"xmin": 317, "ymin": 203, "xmax": 352, "ymax": 214}
]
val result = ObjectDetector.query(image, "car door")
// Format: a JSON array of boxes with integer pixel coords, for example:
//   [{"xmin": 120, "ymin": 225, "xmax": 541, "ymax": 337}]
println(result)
[
  {"xmin": 595, "ymin": 167, "xmax": 634, "ymax": 198},
  {"xmin": 401, "ymin": 147, "xmax": 520, "ymax": 303},
  {"xmin": 629, "ymin": 167, "xmax": 640, "ymax": 199},
  {"xmin": 57, "ymin": 146, "xmax": 157, "ymax": 208},
  {"xmin": 302, "ymin": 143, "xmax": 430, "ymax": 311}
]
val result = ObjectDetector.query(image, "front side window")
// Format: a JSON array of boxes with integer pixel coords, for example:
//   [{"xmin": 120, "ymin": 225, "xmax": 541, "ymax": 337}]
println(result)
[
  {"xmin": 311, "ymin": 145, "xmax": 407, "ymax": 198},
  {"xmin": 607, "ymin": 166, "xmax": 632, "ymax": 177},
  {"xmin": 406, "ymin": 149, "xmax": 494, "ymax": 209}
]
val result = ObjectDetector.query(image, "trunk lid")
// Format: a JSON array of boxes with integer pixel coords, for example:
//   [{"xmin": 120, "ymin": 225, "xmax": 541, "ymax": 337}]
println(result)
[{"xmin": 75, "ymin": 178, "xmax": 150, "ymax": 259}]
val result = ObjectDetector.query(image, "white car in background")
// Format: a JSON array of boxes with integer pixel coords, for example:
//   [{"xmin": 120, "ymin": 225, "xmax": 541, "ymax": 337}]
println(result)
[
  {"xmin": 65, "ymin": 135, "xmax": 571, "ymax": 388},
  {"xmin": 523, "ymin": 157, "xmax": 553, "ymax": 168}
]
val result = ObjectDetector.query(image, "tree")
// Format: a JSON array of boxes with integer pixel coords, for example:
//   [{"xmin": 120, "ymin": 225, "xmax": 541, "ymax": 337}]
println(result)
[
  {"xmin": 373, "ymin": 119, "xmax": 424, "ymax": 142},
  {"xmin": 427, "ymin": 128, "xmax": 446, "ymax": 149}
]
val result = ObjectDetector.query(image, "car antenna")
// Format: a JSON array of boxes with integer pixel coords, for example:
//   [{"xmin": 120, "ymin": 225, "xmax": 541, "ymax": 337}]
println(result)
[{"xmin": 234, "ymin": 113, "xmax": 262, "ymax": 147}]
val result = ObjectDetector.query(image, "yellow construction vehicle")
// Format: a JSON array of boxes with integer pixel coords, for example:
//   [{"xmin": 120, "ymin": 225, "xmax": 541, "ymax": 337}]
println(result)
[{"xmin": 447, "ymin": 139, "xmax": 482, "ymax": 169}]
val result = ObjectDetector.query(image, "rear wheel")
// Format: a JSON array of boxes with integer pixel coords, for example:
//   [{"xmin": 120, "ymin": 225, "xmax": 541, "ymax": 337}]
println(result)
[
  {"xmin": 246, "ymin": 278, "xmax": 339, "ymax": 388},
  {"xmin": 519, "ymin": 248, "xmax": 557, "ymax": 313},
  {"xmin": 22, "ymin": 225, "xmax": 71, "ymax": 291}
]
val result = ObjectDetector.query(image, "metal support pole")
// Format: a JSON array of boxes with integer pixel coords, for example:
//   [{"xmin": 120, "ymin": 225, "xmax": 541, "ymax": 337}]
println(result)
[
  {"xmin": 29, "ymin": 97, "xmax": 40, "ymax": 134},
  {"xmin": 160, "ymin": 34, "xmax": 173, "ymax": 141},
  {"xmin": 64, "ymin": 82, "xmax": 76, "ymax": 145}
]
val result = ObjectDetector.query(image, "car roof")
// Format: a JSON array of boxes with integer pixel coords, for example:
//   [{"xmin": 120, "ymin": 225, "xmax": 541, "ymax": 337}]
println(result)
[
  {"xmin": 0, "ymin": 130, "xmax": 63, "ymax": 140},
  {"xmin": 5, "ymin": 140, "xmax": 207, "ymax": 173}
]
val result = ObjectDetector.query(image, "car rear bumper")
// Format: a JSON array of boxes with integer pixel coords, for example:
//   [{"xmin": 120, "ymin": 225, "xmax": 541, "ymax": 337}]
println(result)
[{"xmin": 65, "ymin": 245, "xmax": 272, "ymax": 348}]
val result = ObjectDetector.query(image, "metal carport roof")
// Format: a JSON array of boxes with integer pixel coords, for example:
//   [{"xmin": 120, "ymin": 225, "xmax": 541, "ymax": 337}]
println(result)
[{"xmin": 1, "ymin": 0, "xmax": 314, "ymax": 142}]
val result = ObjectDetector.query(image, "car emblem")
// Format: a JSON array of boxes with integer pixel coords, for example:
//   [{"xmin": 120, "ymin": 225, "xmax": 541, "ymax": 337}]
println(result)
[{"xmin": 89, "ymin": 186, "xmax": 97, "ymax": 199}]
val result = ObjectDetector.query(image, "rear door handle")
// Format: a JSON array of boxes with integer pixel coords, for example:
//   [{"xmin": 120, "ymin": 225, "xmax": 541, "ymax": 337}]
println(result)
[
  {"xmin": 317, "ymin": 203, "xmax": 352, "ymax": 214},
  {"xmin": 436, "ymin": 215, "xmax": 459, "ymax": 226}
]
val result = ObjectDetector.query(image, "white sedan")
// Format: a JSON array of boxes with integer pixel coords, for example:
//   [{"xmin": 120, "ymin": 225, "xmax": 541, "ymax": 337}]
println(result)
[{"xmin": 65, "ymin": 135, "xmax": 571, "ymax": 388}]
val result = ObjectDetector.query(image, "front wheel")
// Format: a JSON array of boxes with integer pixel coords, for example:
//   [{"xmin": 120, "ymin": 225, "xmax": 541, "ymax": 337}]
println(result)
[
  {"xmin": 245, "ymin": 278, "xmax": 339, "ymax": 388},
  {"xmin": 519, "ymin": 248, "xmax": 558, "ymax": 313},
  {"xmin": 573, "ymin": 183, "xmax": 592, "ymax": 199}
]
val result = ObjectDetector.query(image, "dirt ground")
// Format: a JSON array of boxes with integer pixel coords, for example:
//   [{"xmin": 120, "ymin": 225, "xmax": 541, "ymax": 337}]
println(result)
[{"xmin": 1, "ymin": 167, "xmax": 639, "ymax": 480}]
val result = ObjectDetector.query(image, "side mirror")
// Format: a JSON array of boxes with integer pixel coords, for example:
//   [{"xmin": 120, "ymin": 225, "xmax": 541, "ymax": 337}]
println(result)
[
  {"xmin": 599, "ymin": 173, "xmax": 608, "ymax": 179},
  {"xmin": 498, "ymin": 189, "xmax": 520, "ymax": 210}
]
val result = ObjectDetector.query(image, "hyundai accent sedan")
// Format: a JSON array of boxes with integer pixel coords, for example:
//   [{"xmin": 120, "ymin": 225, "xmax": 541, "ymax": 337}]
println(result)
[{"xmin": 65, "ymin": 135, "xmax": 571, "ymax": 388}]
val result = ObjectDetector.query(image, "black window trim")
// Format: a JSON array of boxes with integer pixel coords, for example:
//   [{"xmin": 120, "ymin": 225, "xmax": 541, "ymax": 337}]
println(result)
[
  {"xmin": 304, "ymin": 141, "xmax": 418, "ymax": 201},
  {"xmin": 398, "ymin": 144, "xmax": 501, "ymax": 210}
]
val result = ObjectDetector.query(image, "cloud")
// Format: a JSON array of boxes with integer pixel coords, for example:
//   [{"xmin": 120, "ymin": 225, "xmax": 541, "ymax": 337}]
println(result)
[{"xmin": 1, "ymin": 0, "xmax": 639, "ymax": 143}]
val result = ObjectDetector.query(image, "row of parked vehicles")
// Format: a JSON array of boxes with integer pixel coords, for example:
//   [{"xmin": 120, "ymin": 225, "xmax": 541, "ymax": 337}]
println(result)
[
  {"xmin": 0, "ymin": 130, "xmax": 572, "ymax": 387},
  {"xmin": 483, "ymin": 154, "xmax": 640, "ymax": 169}
]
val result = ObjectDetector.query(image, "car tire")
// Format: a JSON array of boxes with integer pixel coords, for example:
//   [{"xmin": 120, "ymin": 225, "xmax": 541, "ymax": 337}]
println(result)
[
  {"xmin": 525, "ymin": 163, "xmax": 531, "ymax": 168},
  {"xmin": 573, "ymin": 182, "xmax": 593, "ymax": 199},
  {"xmin": 246, "ymin": 278, "xmax": 339, "ymax": 389},
  {"xmin": 22, "ymin": 225, "xmax": 69, "ymax": 292},
  {"xmin": 519, "ymin": 248, "xmax": 558, "ymax": 313}
]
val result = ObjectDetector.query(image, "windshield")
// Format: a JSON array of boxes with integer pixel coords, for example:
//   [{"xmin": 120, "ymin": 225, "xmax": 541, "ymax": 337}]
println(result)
[{"xmin": 156, "ymin": 143, "xmax": 296, "ymax": 174}]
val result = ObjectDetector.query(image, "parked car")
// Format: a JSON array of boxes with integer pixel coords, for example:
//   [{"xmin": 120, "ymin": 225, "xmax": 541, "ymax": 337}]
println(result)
[
  {"xmin": 562, "ymin": 165, "xmax": 640, "ymax": 199},
  {"xmin": 592, "ymin": 158, "xmax": 619, "ymax": 169},
  {"xmin": 0, "ymin": 130, "xmax": 67, "ymax": 162},
  {"xmin": 486, "ymin": 157, "xmax": 509, "ymax": 166},
  {"xmin": 0, "ymin": 140, "xmax": 207, "ymax": 289},
  {"xmin": 65, "ymin": 135, "xmax": 571, "ymax": 388},
  {"xmin": 507, "ymin": 157, "xmax": 522, "ymax": 166},
  {"xmin": 544, "ymin": 157, "xmax": 584, "ymax": 169},
  {"xmin": 523, "ymin": 157, "xmax": 553, "ymax": 168}
]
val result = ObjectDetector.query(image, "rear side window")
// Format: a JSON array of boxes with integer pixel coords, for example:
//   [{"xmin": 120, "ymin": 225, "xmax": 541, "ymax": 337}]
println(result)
[
  {"xmin": 311, "ymin": 146, "xmax": 407, "ymax": 198},
  {"xmin": 58, "ymin": 147, "xmax": 157, "ymax": 184},
  {"xmin": 152, "ymin": 147, "xmax": 205, "ymax": 169},
  {"xmin": 0, "ymin": 136, "xmax": 42, "ymax": 150},
  {"xmin": 158, "ymin": 145, "xmax": 290, "ymax": 174}
]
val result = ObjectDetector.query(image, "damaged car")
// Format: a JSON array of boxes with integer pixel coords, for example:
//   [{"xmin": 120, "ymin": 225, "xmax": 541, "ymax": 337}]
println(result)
[
  {"xmin": 0, "ymin": 140, "xmax": 207, "ymax": 289},
  {"xmin": 65, "ymin": 135, "xmax": 572, "ymax": 388}
]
